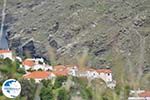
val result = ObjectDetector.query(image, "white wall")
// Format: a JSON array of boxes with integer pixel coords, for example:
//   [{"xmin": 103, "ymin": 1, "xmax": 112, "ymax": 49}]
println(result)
[
  {"xmin": 98, "ymin": 73, "xmax": 112, "ymax": 82},
  {"xmin": 68, "ymin": 67, "xmax": 78, "ymax": 76},
  {"xmin": 0, "ymin": 52, "xmax": 13, "ymax": 60},
  {"xmin": 128, "ymin": 97, "xmax": 149, "ymax": 100},
  {"xmin": 86, "ymin": 71, "xmax": 99, "ymax": 78},
  {"xmin": 24, "ymin": 65, "xmax": 31, "ymax": 71},
  {"xmin": 33, "ymin": 64, "xmax": 45, "ymax": 70}
]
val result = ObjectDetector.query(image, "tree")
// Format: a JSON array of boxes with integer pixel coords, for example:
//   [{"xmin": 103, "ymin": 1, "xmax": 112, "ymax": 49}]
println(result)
[
  {"xmin": 17, "ymin": 67, "xmax": 26, "ymax": 74},
  {"xmin": 40, "ymin": 86, "xmax": 54, "ymax": 100},
  {"xmin": 54, "ymin": 76, "xmax": 67, "ymax": 89},
  {"xmin": 0, "ymin": 58, "xmax": 25, "ymax": 79},
  {"xmin": 39, "ymin": 79, "xmax": 54, "ymax": 100},
  {"xmin": 19, "ymin": 79, "xmax": 36, "ymax": 100},
  {"xmin": 57, "ymin": 88, "xmax": 70, "ymax": 100},
  {"xmin": 4, "ymin": 58, "xmax": 12, "ymax": 66},
  {"xmin": 41, "ymin": 79, "xmax": 52, "ymax": 87},
  {"xmin": 0, "ymin": 58, "xmax": 15, "ymax": 78}
]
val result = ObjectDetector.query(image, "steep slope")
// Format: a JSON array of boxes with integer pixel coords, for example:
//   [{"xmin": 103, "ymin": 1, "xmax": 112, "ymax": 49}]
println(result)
[{"xmin": 0, "ymin": 0, "xmax": 150, "ymax": 69}]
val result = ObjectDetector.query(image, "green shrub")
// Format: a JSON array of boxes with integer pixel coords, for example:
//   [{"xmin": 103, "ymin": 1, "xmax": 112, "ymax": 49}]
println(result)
[
  {"xmin": 17, "ymin": 68, "xmax": 26, "ymax": 74},
  {"xmin": 19, "ymin": 79, "xmax": 36, "ymax": 100},
  {"xmin": 54, "ymin": 76, "xmax": 67, "ymax": 89},
  {"xmin": 40, "ymin": 86, "xmax": 54, "ymax": 100},
  {"xmin": 41, "ymin": 79, "xmax": 52, "ymax": 87},
  {"xmin": 57, "ymin": 88, "xmax": 70, "ymax": 100}
]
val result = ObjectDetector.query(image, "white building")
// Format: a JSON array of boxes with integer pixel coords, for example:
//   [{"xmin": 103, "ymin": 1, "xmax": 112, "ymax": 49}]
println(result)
[
  {"xmin": 15, "ymin": 56, "xmax": 22, "ymax": 62},
  {"xmin": 96, "ymin": 69, "xmax": 116, "ymax": 89},
  {"xmin": 22, "ymin": 59, "xmax": 35, "ymax": 70},
  {"xmin": 70, "ymin": 67, "xmax": 116, "ymax": 88},
  {"xmin": 67, "ymin": 66, "xmax": 116, "ymax": 88},
  {"xmin": 23, "ymin": 71, "xmax": 56, "ymax": 83},
  {"xmin": 128, "ymin": 97, "xmax": 150, "ymax": 100},
  {"xmin": 128, "ymin": 90, "xmax": 150, "ymax": 100},
  {"xmin": 44, "ymin": 65, "xmax": 53, "ymax": 71},
  {"xmin": 67, "ymin": 66, "xmax": 99, "ymax": 78},
  {"xmin": 86, "ymin": 69, "xmax": 99, "ymax": 78},
  {"xmin": 0, "ymin": 50, "xmax": 13, "ymax": 60},
  {"xmin": 68, "ymin": 65, "xmax": 78, "ymax": 76},
  {"xmin": 75, "ymin": 68, "xmax": 113, "ymax": 82},
  {"xmin": 96, "ymin": 69, "xmax": 113, "ymax": 82},
  {"xmin": 53, "ymin": 65, "xmax": 69, "ymax": 76},
  {"xmin": 106, "ymin": 80, "xmax": 116, "ymax": 89},
  {"xmin": 22, "ymin": 58, "xmax": 52, "ymax": 71}
]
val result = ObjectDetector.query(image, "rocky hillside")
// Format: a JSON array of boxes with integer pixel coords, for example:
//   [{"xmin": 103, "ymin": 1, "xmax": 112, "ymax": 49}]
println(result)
[{"xmin": 0, "ymin": 0, "xmax": 150, "ymax": 69}]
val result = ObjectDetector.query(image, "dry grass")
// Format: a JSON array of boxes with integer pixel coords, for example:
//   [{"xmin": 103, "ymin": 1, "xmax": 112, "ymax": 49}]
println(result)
[{"xmin": 47, "ymin": 47, "xmax": 57, "ymax": 66}]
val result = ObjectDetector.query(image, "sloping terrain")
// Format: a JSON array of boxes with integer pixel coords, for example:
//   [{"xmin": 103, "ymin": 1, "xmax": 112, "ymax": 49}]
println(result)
[{"xmin": 0, "ymin": 0, "xmax": 150, "ymax": 69}]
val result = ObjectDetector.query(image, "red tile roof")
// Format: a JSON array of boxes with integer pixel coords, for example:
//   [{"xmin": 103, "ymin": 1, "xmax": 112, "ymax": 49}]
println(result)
[
  {"xmin": 53, "ymin": 70, "xmax": 68, "ymax": 76},
  {"xmin": 96, "ymin": 69, "xmax": 112, "ymax": 73},
  {"xmin": 53, "ymin": 65, "xmax": 66, "ymax": 71},
  {"xmin": 53, "ymin": 65, "xmax": 69, "ymax": 76},
  {"xmin": 0, "ymin": 50, "xmax": 11, "ymax": 53},
  {"xmin": 23, "ymin": 71, "xmax": 51, "ymax": 79},
  {"xmin": 54, "ymin": 65, "xmax": 66, "ymax": 68},
  {"xmin": 65, "ymin": 65, "xmax": 78, "ymax": 68},
  {"xmin": 86, "ymin": 68, "xmax": 96, "ymax": 71},
  {"xmin": 139, "ymin": 91, "xmax": 150, "ymax": 97},
  {"xmin": 22, "ymin": 59, "xmax": 35, "ymax": 67}
]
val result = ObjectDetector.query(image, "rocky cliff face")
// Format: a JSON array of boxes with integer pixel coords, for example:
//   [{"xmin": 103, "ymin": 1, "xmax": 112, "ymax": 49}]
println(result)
[{"xmin": 0, "ymin": 0, "xmax": 150, "ymax": 69}]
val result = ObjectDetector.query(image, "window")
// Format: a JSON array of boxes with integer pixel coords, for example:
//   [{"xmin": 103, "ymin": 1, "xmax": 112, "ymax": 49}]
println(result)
[{"xmin": 39, "ymin": 61, "xmax": 43, "ymax": 64}]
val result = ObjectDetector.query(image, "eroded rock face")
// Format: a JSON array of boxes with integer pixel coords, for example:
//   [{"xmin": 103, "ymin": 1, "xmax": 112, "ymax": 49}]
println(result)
[
  {"xmin": 0, "ymin": 26, "xmax": 9, "ymax": 49},
  {"xmin": 0, "ymin": 0, "xmax": 150, "ymax": 67}
]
